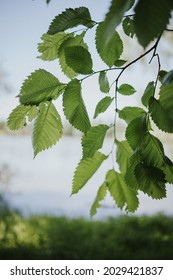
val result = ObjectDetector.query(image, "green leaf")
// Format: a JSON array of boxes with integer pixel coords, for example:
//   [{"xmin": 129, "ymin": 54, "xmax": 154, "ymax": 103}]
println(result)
[
  {"xmin": 72, "ymin": 152, "xmax": 108, "ymax": 194},
  {"xmin": 149, "ymin": 97, "xmax": 173, "ymax": 133},
  {"xmin": 118, "ymin": 106, "xmax": 146, "ymax": 124},
  {"xmin": 96, "ymin": 23, "xmax": 123, "ymax": 67},
  {"xmin": 159, "ymin": 81, "xmax": 173, "ymax": 114},
  {"xmin": 48, "ymin": 7, "xmax": 94, "ymax": 35},
  {"xmin": 134, "ymin": 0, "xmax": 173, "ymax": 47},
  {"xmin": 82, "ymin": 124, "xmax": 109, "ymax": 159},
  {"xmin": 117, "ymin": 83, "xmax": 136, "ymax": 95},
  {"xmin": 19, "ymin": 69, "xmax": 65, "ymax": 105},
  {"xmin": 63, "ymin": 79, "xmax": 91, "ymax": 134},
  {"xmin": 99, "ymin": 71, "xmax": 109, "ymax": 93},
  {"xmin": 58, "ymin": 33, "xmax": 87, "ymax": 78},
  {"xmin": 100, "ymin": 0, "xmax": 135, "ymax": 47},
  {"xmin": 90, "ymin": 182, "xmax": 107, "ymax": 217},
  {"xmin": 140, "ymin": 132, "xmax": 165, "ymax": 168},
  {"xmin": 114, "ymin": 59, "xmax": 127, "ymax": 67},
  {"xmin": 106, "ymin": 169, "xmax": 139, "ymax": 212},
  {"xmin": 142, "ymin": 81, "xmax": 155, "ymax": 107},
  {"xmin": 37, "ymin": 32, "xmax": 67, "ymax": 61},
  {"xmin": 122, "ymin": 17, "xmax": 135, "ymax": 38},
  {"xmin": 125, "ymin": 152, "xmax": 140, "ymax": 191},
  {"xmin": 7, "ymin": 105, "xmax": 38, "ymax": 130},
  {"xmin": 32, "ymin": 101, "xmax": 63, "ymax": 157},
  {"xmin": 125, "ymin": 115, "xmax": 147, "ymax": 150},
  {"xmin": 64, "ymin": 46, "xmax": 93, "ymax": 75},
  {"xmin": 135, "ymin": 163, "xmax": 166, "ymax": 199},
  {"xmin": 94, "ymin": 96, "xmax": 113, "ymax": 119},
  {"xmin": 163, "ymin": 156, "xmax": 173, "ymax": 184},
  {"xmin": 115, "ymin": 139, "xmax": 133, "ymax": 175}
]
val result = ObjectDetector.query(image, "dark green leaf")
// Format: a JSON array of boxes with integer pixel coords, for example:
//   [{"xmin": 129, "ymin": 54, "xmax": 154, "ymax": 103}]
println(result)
[
  {"xmin": 125, "ymin": 152, "xmax": 140, "ymax": 191},
  {"xmin": 106, "ymin": 169, "xmax": 139, "ymax": 212},
  {"xmin": 142, "ymin": 81, "xmax": 155, "ymax": 107},
  {"xmin": 63, "ymin": 79, "xmax": 91, "ymax": 134},
  {"xmin": 134, "ymin": 0, "xmax": 173, "ymax": 47},
  {"xmin": 33, "ymin": 102, "xmax": 63, "ymax": 157},
  {"xmin": 122, "ymin": 17, "xmax": 135, "ymax": 38},
  {"xmin": 72, "ymin": 152, "xmax": 108, "ymax": 194},
  {"xmin": 135, "ymin": 163, "xmax": 166, "ymax": 199},
  {"xmin": 125, "ymin": 115, "xmax": 147, "ymax": 150},
  {"xmin": 159, "ymin": 81, "xmax": 173, "ymax": 114},
  {"xmin": 19, "ymin": 69, "xmax": 65, "ymax": 105},
  {"xmin": 48, "ymin": 7, "xmax": 94, "ymax": 35},
  {"xmin": 99, "ymin": 71, "xmax": 109, "ymax": 93},
  {"xmin": 114, "ymin": 59, "xmax": 127, "ymax": 67},
  {"xmin": 82, "ymin": 124, "xmax": 109, "ymax": 159},
  {"xmin": 90, "ymin": 182, "xmax": 107, "ymax": 217},
  {"xmin": 117, "ymin": 83, "xmax": 136, "ymax": 95},
  {"xmin": 149, "ymin": 97, "xmax": 173, "ymax": 133},
  {"xmin": 64, "ymin": 46, "xmax": 93, "ymax": 75},
  {"xmin": 96, "ymin": 23, "xmax": 123, "ymax": 67},
  {"xmin": 118, "ymin": 106, "xmax": 146, "ymax": 124},
  {"xmin": 161, "ymin": 70, "xmax": 173, "ymax": 85},
  {"xmin": 94, "ymin": 96, "xmax": 113, "ymax": 119}
]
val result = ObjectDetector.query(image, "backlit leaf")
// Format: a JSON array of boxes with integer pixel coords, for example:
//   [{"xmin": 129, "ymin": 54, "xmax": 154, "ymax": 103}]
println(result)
[
  {"xmin": 149, "ymin": 97, "xmax": 173, "ymax": 133},
  {"xmin": 48, "ymin": 7, "xmax": 94, "ymax": 35},
  {"xmin": 106, "ymin": 169, "xmax": 139, "ymax": 212},
  {"xmin": 94, "ymin": 96, "xmax": 113, "ymax": 119},
  {"xmin": 63, "ymin": 79, "xmax": 91, "ymax": 134},
  {"xmin": 118, "ymin": 106, "xmax": 146, "ymax": 124},
  {"xmin": 37, "ymin": 32, "xmax": 67, "ymax": 61},
  {"xmin": 82, "ymin": 124, "xmax": 109, "ymax": 158},
  {"xmin": 99, "ymin": 71, "xmax": 109, "ymax": 93},
  {"xmin": 7, "ymin": 105, "xmax": 38, "ymax": 130},
  {"xmin": 114, "ymin": 59, "xmax": 127, "ymax": 67},
  {"xmin": 115, "ymin": 139, "xmax": 133, "ymax": 175},
  {"xmin": 122, "ymin": 17, "xmax": 135, "ymax": 38},
  {"xmin": 19, "ymin": 69, "xmax": 65, "ymax": 105},
  {"xmin": 90, "ymin": 182, "xmax": 107, "ymax": 217},
  {"xmin": 72, "ymin": 152, "xmax": 108, "ymax": 194},
  {"xmin": 33, "ymin": 101, "xmax": 63, "ymax": 157},
  {"xmin": 96, "ymin": 23, "xmax": 123, "ymax": 67},
  {"xmin": 64, "ymin": 46, "xmax": 93, "ymax": 74},
  {"xmin": 142, "ymin": 81, "xmax": 155, "ymax": 107},
  {"xmin": 117, "ymin": 83, "xmax": 136, "ymax": 95}
]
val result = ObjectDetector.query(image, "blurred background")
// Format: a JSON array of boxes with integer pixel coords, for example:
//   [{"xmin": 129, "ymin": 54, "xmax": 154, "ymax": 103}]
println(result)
[{"xmin": 0, "ymin": 0, "xmax": 173, "ymax": 259}]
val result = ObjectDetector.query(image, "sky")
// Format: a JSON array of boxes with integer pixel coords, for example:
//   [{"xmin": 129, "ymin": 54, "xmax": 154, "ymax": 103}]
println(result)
[{"xmin": 1, "ymin": 0, "xmax": 173, "ymax": 123}]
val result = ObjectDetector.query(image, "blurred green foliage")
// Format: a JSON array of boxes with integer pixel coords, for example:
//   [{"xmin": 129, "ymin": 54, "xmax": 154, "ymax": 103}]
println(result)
[{"xmin": 0, "ymin": 209, "xmax": 173, "ymax": 259}]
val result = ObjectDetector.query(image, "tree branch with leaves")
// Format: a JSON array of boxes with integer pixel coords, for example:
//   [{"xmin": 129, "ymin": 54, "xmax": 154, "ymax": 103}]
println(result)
[{"xmin": 8, "ymin": 0, "xmax": 173, "ymax": 216}]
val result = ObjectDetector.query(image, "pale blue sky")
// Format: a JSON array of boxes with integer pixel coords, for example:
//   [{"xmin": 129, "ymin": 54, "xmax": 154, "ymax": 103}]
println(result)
[{"xmin": 1, "ymin": 0, "xmax": 173, "ymax": 122}]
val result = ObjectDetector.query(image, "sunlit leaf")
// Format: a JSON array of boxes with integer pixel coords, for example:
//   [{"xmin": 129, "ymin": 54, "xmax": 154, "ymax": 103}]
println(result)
[
  {"xmin": 94, "ymin": 96, "xmax": 113, "ymax": 119},
  {"xmin": 106, "ymin": 169, "xmax": 139, "ymax": 212},
  {"xmin": 96, "ymin": 24, "xmax": 123, "ymax": 67},
  {"xmin": 115, "ymin": 139, "xmax": 133, "ymax": 175},
  {"xmin": 142, "ymin": 81, "xmax": 155, "ymax": 107},
  {"xmin": 117, "ymin": 83, "xmax": 136, "ymax": 95},
  {"xmin": 72, "ymin": 151, "xmax": 108, "ymax": 194},
  {"xmin": 99, "ymin": 71, "xmax": 109, "ymax": 93},
  {"xmin": 37, "ymin": 32, "xmax": 67, "ymax": 61},
  {"xmin": 19, "ymin": 69, "xmax": 65, "ymax": 105},
  {"xmin": 63, "ymin": 79, "xmax": 91, "ymax": 134},
  {"xmin": 118, "ymin": 106, "xmax": 146, "ymax": 124},
  {"xmin": 82, "ymin": 124, "xmax": 109, "ymax": 158},
  {"xmin": 90, "ymin": 182, "xmax": 107, "ymax": 217},
  {"xmin": 7, "ymin": 105, "xmax": 38, "ymax": 130},
  {"xmin": 48, "ymin": 7, "xmax": 94, "ymax": 35},
  {"xmin": 33, "ymin": 101, "xmax": 63, "ymax": 157}
]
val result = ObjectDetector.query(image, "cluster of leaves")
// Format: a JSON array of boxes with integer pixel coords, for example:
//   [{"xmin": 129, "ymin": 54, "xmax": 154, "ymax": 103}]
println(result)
[{"xmin": 8, "ymin": 0, "xmax": 173, "ymax": 216}]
